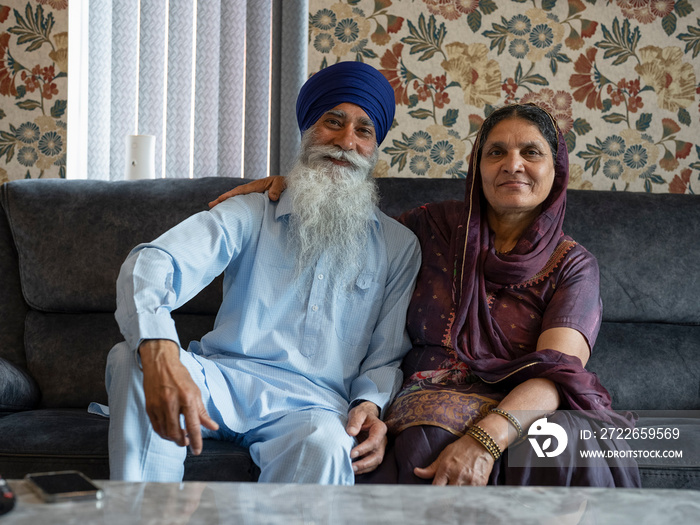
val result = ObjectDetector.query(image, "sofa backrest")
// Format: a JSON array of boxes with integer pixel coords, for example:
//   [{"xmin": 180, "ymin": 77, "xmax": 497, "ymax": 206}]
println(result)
[{"xmin": 1, "ymin": 177, "xmax": 699, "ymax": 411}]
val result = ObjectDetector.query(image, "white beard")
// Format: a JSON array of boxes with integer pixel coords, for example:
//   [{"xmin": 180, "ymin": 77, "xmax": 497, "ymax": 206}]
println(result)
[{"xmin": 286, "ymin": 130, "xmax": 379, "ymax": 290}]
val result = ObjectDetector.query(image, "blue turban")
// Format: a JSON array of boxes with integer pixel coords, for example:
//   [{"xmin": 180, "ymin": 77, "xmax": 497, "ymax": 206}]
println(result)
[{"xmin": 296, "ymin": 61, "xmax": 395, "ymax": 145}]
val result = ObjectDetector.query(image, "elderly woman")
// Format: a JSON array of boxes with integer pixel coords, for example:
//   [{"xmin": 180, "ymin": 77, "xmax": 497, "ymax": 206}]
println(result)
[{"xmin": 212, "ymin": 103, "xmax": 641, "ymax": 487}]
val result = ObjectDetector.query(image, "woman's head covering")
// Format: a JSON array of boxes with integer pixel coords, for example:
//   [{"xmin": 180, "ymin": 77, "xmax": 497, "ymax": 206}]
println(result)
[
  {"xmin": 296, "ymin": 61, "xmax": 396, "ymax": 145},
  {"xmin": 453, "ymin": 104, "xmax": 568, "ymax": 347},
  {"xmin": 459, "ymin": 103, "xmax": 568, "ymax": 289}
]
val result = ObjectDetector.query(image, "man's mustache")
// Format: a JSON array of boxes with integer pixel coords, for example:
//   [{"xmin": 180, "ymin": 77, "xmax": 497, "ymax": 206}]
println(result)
[{"xmin": 304, "ymin": 145, "xmax": 374, "ymax": 172}]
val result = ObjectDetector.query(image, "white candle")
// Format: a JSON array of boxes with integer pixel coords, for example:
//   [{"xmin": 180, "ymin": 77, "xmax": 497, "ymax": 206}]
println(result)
[{"xmin": 124, "ymin": 135, "xmax": 156, "ymax": 180}]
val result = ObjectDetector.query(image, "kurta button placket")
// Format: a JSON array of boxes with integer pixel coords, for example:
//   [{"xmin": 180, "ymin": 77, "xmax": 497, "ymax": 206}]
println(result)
[{"xmin": 301, "ymin": 259, "xmax": 329, "ymax": 357}]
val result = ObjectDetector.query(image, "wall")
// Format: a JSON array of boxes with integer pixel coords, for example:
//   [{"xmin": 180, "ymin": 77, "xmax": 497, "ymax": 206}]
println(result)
[
  {"xmin": 308, "ymin": 0, "xmax": 700, "ymax": 193},
  {"xmin": 0, "ymin": 0, "xmax": 67, "ymax": 184},
  {"xmin": 1, "ymin": 1, "xmax": 698, "ymax": 192}
]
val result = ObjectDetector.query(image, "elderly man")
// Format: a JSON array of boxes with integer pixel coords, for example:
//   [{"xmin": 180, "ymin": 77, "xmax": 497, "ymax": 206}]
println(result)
[{"xmin": 105, "ymin": 61, "xmax": 421, "ymax": 484}]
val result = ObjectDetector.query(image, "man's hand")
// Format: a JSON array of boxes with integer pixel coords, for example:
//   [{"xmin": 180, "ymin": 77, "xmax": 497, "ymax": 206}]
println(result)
[
  {"xmin": 413, "ymin": 434, "xmax": 494, "ymax": 486},
  {"xmin": 139, "ymin": 339, "xmax": 219, "ymax": 455},
  {"xmin": 208, "ymin": 176, "xmax": 287, "ymax": 208},
  {"xmin": 345, "ymin": 401, "xmax": 387, "ymax": 475}
]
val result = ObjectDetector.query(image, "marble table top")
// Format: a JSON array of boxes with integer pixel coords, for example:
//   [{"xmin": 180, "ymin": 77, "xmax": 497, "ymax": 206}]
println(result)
[{"xmin": 4, "ymin": 480, "xmax": 700, "ymax": 524}]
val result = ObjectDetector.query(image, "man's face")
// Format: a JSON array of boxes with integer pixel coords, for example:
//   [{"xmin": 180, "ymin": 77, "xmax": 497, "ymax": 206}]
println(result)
[{"xmin": 309, "ymin": 103, "xmax": 377, "ymax": 163}]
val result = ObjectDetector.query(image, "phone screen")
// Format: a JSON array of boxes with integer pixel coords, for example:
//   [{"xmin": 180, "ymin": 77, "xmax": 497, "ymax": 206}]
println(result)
[{"xmin": 25, "ymin": 471, "xmax": 103, "ymax": 502}]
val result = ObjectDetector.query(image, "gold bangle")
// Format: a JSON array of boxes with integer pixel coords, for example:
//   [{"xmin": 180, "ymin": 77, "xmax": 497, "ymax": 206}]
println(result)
[
  {"xmin": 465, "ymin": 425, "xmax": 502, "ymax": 460},
  {"xmin": 489, "ymin": 408, "xmax": 523, "ymax": 439}
]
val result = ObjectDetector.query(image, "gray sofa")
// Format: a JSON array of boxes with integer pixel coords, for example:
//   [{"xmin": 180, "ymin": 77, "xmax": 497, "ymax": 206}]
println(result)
[{"xmin": 1, "ymin": 177, "xmax": 698, "ymax": 488}]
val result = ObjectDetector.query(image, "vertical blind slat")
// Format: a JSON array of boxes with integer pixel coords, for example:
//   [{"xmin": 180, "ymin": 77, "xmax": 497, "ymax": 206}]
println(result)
[
  {"xmin": 244, "ymin": 3, "xmax": 272, "ymax": 180},
  {"xmin": 164, "ymin": 1, "xmax": 195, "ymax": 179},
  {"xmin": 109, "ymin": 1, "xmax": 140, "ymax": 180},
  {"xmin": 217, "ymin": 1, "xmax": 246, "ymax": 178},
  {"xmin": 137, "ymin": 1, "xmax": 167, "ymax": 179},
  {"xmin": 192, "ymin": 0, "xmax": 222, "ymax": 179},
  {"xmin": 87, "ymin": 3, "xmax": 112, "ymax": 181}
]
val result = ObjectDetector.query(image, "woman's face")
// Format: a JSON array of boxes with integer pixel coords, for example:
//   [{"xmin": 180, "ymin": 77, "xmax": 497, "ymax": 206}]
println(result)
[{"xmin": 479, "ymin": 117, "xmax": 555, "ymax": 217}]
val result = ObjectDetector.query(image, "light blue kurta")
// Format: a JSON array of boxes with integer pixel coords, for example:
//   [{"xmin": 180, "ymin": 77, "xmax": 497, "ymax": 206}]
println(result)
[{"xmin": 113, "ymin": 191, "xmax": 420, "ymax": 450}]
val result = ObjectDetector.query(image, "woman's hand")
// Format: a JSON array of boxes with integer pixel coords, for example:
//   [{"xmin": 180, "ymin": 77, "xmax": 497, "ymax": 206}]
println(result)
[
  {"xmin": 414, "ymin": 434, "xmax": 495, "ymax": 486},
  {"xmin": 208, "ymin": 176, "xmax": 287, "ymax": 208},
  {"xmin": 411, "ymin": 330, "xmax": 586, "ymax": 486}
]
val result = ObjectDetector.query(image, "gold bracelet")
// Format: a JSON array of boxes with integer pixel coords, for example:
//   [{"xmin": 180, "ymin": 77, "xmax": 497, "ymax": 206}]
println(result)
[
  {"xmin": 465, "ymin": 425, "xmax": 502, "ymax": 460},
  {"xmin": 489, "ymin": 408, "xmax": 523, "ymax": 439}
]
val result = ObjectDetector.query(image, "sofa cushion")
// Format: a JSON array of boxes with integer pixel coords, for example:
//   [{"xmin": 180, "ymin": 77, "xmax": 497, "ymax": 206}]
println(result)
[
  {"xmin": 631, "ymin": 416, "xmax": 700, "ymax": 469},
  {"xmin": 374, "ymin": 177, "xmax": 466, "ymax": 218},
  {"xmin": 23, "ymin": 312, "xmax": 120, "ymax": 408},
  {"xmin": 631, "ymin": 415, "xmax": 700, "ymax": 490},
  {"xmin": 0, "ymin": 408, "xmax": 259, "ymax": 481},
  {"xmin": 0, "ymin": 357, "xmax": 40, "ymax": 411},
  {"xmin": 0, "ymin": 199, "xmax": 28, "ymax": 367},
  {"xmin": 563, "ymin": 190, "xmax": 700, "ymax": 325},
  {"xmin": 24, "ymin": 311, "xmax": 216, "ymax": 408},
  {"xmin": 588, "ymin": 322, "xmax": 700, "ymax": 411},
  {"xmin": 1, "ymin": 178, "xmax": 243, "ymax": 314}
]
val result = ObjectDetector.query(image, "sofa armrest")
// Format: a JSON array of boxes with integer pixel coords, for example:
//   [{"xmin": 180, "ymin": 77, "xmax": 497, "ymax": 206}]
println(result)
[{"xmin": 0, "ymin": 357, "xmax": 40, "ymax": 411}]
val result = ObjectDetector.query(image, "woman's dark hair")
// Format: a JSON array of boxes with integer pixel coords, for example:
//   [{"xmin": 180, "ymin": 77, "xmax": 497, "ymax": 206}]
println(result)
[{"xmin": 475, "ymin": 104, "xmax": 559, "ymax": 164}]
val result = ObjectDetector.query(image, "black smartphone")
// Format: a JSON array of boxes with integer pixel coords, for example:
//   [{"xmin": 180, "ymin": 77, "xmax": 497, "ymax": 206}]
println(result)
[
  {"xmin": 24, "ymin": 470, "xmax": 104, "ymax": 503},
  {"xmin": 0, "ymin": 475, "xmax": 15, "ymax": 515}
]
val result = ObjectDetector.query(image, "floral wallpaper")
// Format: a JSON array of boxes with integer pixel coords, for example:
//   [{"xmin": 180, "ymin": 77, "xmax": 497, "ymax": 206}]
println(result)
[
  {"xmin": 0, "ymin": 1, "xmax": 67, "ymax": 185},
  {"xmin": 308, "ymin": 0, "xmax": 700, "ymax": 193},
  {"xmin": 1, "ymin": 1, "xmax": 698, "ymax": 193}
]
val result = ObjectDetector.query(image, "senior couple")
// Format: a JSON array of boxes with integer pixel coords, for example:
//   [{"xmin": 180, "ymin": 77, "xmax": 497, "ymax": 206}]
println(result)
[{"xmin": 107, "ymin": 61, "xmax": 640, "ymax": 487}]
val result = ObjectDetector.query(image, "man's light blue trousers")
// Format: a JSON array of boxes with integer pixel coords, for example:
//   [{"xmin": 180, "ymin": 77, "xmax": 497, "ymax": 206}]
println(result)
[{"xmin": 105, "ymin": 342, "xmax": 356, "ymax": 484}]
